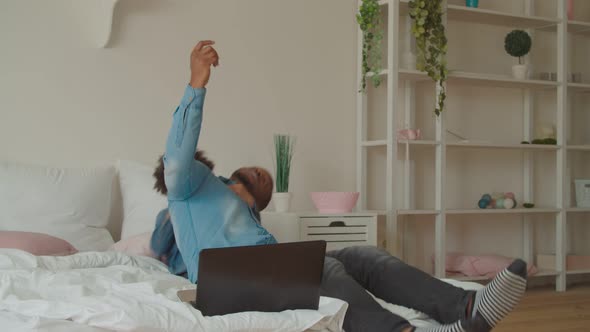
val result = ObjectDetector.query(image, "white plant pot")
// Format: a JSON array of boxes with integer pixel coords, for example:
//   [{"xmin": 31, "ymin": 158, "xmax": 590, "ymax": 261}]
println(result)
[
  {"xmin": 273, "ymin": 192, "xmax": 292, "ymax": 212},
  {"xmin": 512, "ymin": 64, "xmax": 529, "ymax": 80}
]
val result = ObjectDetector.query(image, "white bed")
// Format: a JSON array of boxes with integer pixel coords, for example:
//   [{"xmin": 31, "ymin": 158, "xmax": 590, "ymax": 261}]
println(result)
[
  {"xmin": 0, "ymin": 249, "xmax": 483, "ymax": 332},
  {"xmin": 0, "ymin": 160, "xmax": 483, "ymax": 331}
]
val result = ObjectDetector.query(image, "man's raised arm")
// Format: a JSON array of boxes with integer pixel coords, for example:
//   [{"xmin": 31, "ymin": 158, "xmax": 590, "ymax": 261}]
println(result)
[{"xmin": 163, "ymin": 40, "xmax": 220, "ymax": 200}]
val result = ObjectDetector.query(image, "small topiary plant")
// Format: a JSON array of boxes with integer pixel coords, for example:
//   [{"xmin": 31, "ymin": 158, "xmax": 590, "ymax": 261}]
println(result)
[{"xmin": 505, "ymin": 30, "xmax": 532, "ymax": 65}]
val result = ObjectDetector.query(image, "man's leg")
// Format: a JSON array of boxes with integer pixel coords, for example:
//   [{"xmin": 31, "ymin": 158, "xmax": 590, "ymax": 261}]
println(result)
[
  {"xmin": 327, "ymin": 246, "xmax": 471, "ymax": 324},
  {"xmin": 327, "ymin": 246, "xmax": 527, "ymax": 332},
  {"xmin": 323, "ymin": 256, "xmax": 469, "ymax": 332},
  {"xmin": 321, "ymin": 257, "xmax": 412, "ymax": 332}
]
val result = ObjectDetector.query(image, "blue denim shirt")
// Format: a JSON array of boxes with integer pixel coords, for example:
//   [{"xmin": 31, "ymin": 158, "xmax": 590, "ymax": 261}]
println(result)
[
  {"xmin": 150, "ymin": 209, "xmax": 187, "ymax": 277},
  {"xmin": 159, "ymin": 85, "xmax": 276, "ymax": 283}
]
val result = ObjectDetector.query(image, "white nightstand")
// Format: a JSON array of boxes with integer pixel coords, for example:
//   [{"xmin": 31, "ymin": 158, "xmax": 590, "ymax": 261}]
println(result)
[{"xmin": 261, "ymin": 212, "xmax": 386, "ymax": 251}]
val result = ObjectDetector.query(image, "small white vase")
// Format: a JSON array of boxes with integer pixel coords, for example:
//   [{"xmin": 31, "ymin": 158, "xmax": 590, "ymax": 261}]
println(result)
[
  {"xmin": 512, "ymin": 64, "xmax": 529, "ymax": 80},
  {"xmin": 273, "ymin": 192, "xmax": 292, "ymax": 212}
]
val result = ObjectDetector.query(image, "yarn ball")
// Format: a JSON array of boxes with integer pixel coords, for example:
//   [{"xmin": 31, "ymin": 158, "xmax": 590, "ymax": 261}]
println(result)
[
  {"xmin": 503, "ymin": 198, "xmax": 515, "ymax": 209},
  {"xmin": 496, "ymin": 198, "xmax": 505, "ymax": 209},
  {"xmin": 492, "ymin": 192, "xmax": 504, "ymax": 200},
  {"xmin": 505, "ymin": 192, "xmax": 515, "ymax": 200},
  {"xmin": 490, "ymin": 199, "xmax": 497, "ymax": 208},
  {"xmin": 478, "ymin": 199, "xmax": 489, "ymax": 209},
  {"xmin": 482, "ymin": 194, "xmax": 492, "ymax": 201}
]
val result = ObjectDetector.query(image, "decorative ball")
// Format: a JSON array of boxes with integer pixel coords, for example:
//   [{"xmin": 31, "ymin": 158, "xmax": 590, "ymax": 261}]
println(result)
[
  {"xmin": 478, "ymin": 199, "xmax": 489, "ymax": 209},
  {"xmin": 482, "ymin": 194, "xmax": 492, "ymax": 201},
  {"xmin": 503, "ymin": 198, "xmax": 515, "ymax": 209},
  {"xmin": 496, "ymin": 198, "xmax": 505, "ymax": 209},
  {"xmin": 492, "ymin": 192, "xmax": 504, "ymax": 200},
  {"xmin": 505, "ymin": 192, "xmax": 515, "ymax": 200}
]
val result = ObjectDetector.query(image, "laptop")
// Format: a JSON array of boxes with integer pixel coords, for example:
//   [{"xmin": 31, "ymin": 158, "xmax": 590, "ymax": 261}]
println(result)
[{"xmin": 178, "ymin": 241, "xmax": 326, "ymax": 316}]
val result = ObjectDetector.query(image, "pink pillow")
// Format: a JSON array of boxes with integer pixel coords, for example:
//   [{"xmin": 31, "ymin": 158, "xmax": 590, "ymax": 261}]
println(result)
[
  {"xmin": 110, "ymin": 232, "xmax": 157, "ymax": 258},
  {"xmin": 446, "ymin": 253, "xmax": 538, "ymax": 278},
  {"xmin": 0, "ymin": 231, "xmax": 78, "ymax": 256}
]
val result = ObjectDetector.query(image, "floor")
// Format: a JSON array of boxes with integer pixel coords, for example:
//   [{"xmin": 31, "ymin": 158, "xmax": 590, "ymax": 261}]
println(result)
[{"xmin": 494, "ymin": 285, "xmax": 590, "ymax": 332}]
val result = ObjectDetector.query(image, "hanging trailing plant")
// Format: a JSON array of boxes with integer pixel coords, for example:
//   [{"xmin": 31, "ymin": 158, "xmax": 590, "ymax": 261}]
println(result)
[
  {"xmin": 357, "ymin": 0, "xmax": 383, "ymax": 92},
  {"xmin": 409, "ymin": 0, "xmax": 448, "ymax": 116}
]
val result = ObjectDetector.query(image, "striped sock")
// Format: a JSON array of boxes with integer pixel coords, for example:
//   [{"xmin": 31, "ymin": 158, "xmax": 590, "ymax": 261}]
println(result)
[
  {"xmin": 469, "ymin": 259, "xmax": 528, "ymax": 332},
  {"xmin": 415, "ymin": 321, "xmax": 466, "ymax": 332}
]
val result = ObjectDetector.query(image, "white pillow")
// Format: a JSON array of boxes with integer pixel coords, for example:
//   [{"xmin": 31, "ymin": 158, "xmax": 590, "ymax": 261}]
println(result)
[
  {"xmin": 117, "ymin": 160, "xmax": 167, "ymax": 240},
  {"xmin": 0, "ymin": 161, "xmax": 115, "ymax": 251}
]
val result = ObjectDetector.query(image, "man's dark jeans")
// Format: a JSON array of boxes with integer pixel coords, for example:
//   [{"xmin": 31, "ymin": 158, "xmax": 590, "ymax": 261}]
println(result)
[{"xmin": 320, "ymin": 246, "xmax": 474, "ymax": 332}]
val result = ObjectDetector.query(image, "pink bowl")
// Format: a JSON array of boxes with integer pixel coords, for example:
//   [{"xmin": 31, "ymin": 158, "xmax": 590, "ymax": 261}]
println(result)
[{"xmin": 310, "ymin": 192, "xmax": 360, "ymax": 213}]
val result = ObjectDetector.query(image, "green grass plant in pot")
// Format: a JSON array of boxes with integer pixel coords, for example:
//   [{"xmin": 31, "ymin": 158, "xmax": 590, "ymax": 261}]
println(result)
[
  {"xmin": 505, "ymin": 30, "xmax": 532, "ymax": 80},
  {"xmin": 273, "ymin": 134, "xmax": 296, "ymax": 212}
]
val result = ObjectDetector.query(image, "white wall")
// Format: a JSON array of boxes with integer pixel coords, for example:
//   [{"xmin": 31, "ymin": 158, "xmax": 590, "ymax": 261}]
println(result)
[{"xmin": 0, "ymin": 0, "xmax": 358, "ymax": 212}]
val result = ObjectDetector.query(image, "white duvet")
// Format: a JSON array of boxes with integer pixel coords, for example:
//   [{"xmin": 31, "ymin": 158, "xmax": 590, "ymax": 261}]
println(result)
[
  {"xmin": 0, "ymin": 249, "xmax": 483, "ymax": 332},
  {"xmin": 0, "ymin": 249, "xmax": 347, "ymax": 332}
]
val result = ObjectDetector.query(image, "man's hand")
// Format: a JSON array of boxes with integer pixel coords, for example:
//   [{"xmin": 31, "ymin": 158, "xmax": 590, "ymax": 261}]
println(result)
[{"xmin": 189, "ymin": 40, "xmax": 220, "ymax": 89}]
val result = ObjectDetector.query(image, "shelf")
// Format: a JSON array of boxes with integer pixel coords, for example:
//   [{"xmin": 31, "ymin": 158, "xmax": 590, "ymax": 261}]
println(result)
[
  {"xmin": 446, "ymin": 142, "xmax": 560, "ymax": 151},
  {"xmin": 567, "ymin": 207, "xmax": 590, "ymax": 213},
  {"xmin": 398, "ymin": 209, "xmax": 440, "ymax": 216},
  {"xmin": 446, "ymin": 5, "xmax": 559, "ymax": 29},
  {"xmin": 568, "ymin": 82, "xmax": 590, "ymax": 93},
  {"xmin": 398, "ymin": 1, "xmax": 559, "ymax": 29},
  {"xmin": 568, "ymin": 20, "xmax": 590, "ymax": 35},
  {"xmin": 361, "ymin": 140, "xmax": 387, "ymax": 147},
  {"xmin": 397, "ymin": 69, "xmax": 559, "ymax": 90},
  {"xmin": 365, "ymin": 69, "xmax": 388, "ymax": 78},
  {"xmin": 447, "ymin": 269, "xmax": 558, "ymax": 282},
  {"xmin": 568, "ymin": 145, "xmax": 590, "ymax": 151},
  {"xmin": 449, "ymin": 71, "xmax": 560, "ymax": 89},
  {"xmin": 359, "ymin": 0, "xmax": 582, "ymax": 293},
  {"xmin": 534, "ymin": 269, "xmax": 560, "ymax": 277},
  {"xmin": 447, "ymin": 274, "xmax": 490, "ymax": 282},
  {"xmin": 567, "ymin": 269, "xmax": 590, "ymax": 275},
  {"xmin": 445, "ymin": 208, "xmax": 560, "ymax": 215},
  {"xmin": 397, "ymin": 140, "xmax": 439, "ymax": 147}
]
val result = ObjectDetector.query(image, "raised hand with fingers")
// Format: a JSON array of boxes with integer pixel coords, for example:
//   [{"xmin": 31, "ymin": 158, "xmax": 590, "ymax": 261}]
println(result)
[{"xmin": 189, "ymin": 40, "xmax": 220, "ymax": 89}]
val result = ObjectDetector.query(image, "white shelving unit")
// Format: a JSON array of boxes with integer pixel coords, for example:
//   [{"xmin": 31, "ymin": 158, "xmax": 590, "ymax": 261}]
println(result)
[{"xmin": 356, "ymin": 0, "xmax": 590, "ymax": 291}]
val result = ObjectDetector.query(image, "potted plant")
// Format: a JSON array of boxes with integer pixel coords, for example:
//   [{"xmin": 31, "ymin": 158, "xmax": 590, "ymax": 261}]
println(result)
[
  {"xmin": 505, "ymin": 30, "xmax": 532, "ymax": 80},
  {"xmin": 408, "ymin": 0, "xmax": 448, "ymax": 116},
  {"xmin": 273, "ymin": 134, "xmax": 296, "ymax": 212},
  {"xmin": 357, "ymin": 0, "xmax": 383, "ymax": 92}
]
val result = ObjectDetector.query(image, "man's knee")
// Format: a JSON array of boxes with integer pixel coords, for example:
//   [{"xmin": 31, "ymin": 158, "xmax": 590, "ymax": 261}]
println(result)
[
  {"xmin": 323, "ymin": 256, "xmax": 347, "ymax": 278},
  {"xmin": 328, "ymin": 246, "xmax": 400, "ymax": 263}
]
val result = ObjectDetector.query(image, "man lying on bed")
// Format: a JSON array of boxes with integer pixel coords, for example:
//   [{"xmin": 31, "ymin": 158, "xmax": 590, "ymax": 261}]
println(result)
[{"xmin": 150, "ymin": 40, "xmax": 528, "ymax": 332}]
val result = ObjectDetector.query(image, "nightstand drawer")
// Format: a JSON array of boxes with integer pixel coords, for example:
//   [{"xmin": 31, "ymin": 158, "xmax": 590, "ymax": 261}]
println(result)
[{"xmin": 300, "ymin": 216, "xmax": 377, "ymax": 251}]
